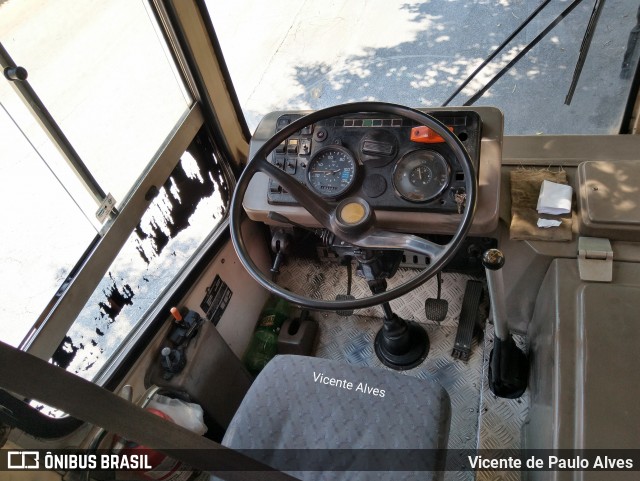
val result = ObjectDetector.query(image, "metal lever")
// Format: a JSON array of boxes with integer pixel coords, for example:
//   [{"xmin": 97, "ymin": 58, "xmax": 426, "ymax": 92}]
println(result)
[
  {"xmin": 268, "ymin": 211, "xmax": 307, "ymax": 229},
  {"xmin": 482, "ymin": 249, "xmax": 528, "ymax": 398},
  {"xmin": 270, "ymin": 229, "xmax": 292, "ymax": 281},
  {"xmin": 483, "ymin": 249, "xmax": 508, "ymax": 341}
]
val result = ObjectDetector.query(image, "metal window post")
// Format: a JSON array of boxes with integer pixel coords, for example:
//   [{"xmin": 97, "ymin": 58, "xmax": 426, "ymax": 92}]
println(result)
[{"xmin": 1, "ymin": 41, "xmax": 108, "ymax": 207}]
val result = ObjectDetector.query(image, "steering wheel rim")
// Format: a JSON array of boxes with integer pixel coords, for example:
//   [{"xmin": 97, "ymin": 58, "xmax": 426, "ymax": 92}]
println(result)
[{"xmin": 230, "ymin": 102, "xmax": 477, "ymax": 310}]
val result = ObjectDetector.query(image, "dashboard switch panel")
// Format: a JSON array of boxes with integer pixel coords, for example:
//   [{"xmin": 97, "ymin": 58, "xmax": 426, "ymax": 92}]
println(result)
[{"xmin": 266, "ymin": 110, "xmax": 481, "ymax": 214}]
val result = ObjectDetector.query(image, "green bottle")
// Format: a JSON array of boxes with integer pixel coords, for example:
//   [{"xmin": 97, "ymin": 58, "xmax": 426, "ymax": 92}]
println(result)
[{"xmin": 243, "ymin": 297, "xmax": 290, "ymax": 375}]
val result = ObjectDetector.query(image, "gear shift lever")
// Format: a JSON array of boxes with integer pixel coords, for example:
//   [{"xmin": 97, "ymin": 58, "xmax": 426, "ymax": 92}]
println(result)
[{"xmin": 483, "ymin": 249, "xmax": 528, "ymax": 398}]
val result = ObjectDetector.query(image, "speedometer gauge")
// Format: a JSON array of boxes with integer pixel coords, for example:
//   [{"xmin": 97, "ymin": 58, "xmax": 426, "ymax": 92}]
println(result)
[
  {"xmin": 392, "ymin": 150, "xmax": 450, "ymax": 202},
  {"xmin": 307, "ymin": 146, "xmax": 357, "ymax": 198}
]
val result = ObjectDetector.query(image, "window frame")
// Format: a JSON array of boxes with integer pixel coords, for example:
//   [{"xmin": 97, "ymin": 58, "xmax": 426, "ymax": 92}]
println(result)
[
  {"xmin": 20, "ymin": 104, "xmax": 205, "ymax": 358},
  {"xmin": 14, "ymin": 0, "xmax": 250, "ymax": 361},
  {"xmin": 0, "ymin": 0, "xmax": 247, "ymax": 437}
]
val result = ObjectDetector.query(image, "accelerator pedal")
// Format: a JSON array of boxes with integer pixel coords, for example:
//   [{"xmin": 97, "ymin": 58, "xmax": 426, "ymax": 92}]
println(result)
[{"xmin": 452, "ymin": 280, "xmax": 483, "ymax": 361}]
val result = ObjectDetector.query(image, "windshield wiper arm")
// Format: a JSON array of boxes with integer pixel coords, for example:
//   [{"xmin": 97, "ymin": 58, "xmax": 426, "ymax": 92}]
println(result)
[
  {"xmin": 442, "ymin": 0, "xmax": 553, "ymax": 107},
  {"xmin": 462, "ymin": 0, "xmax": 586, "ymax": 106},
  {"xmin": 620, "ymin": 6, "xmax": 640, "ymax": 79},
  {"xmin": 565, "ymin": 0, "xmax": 606, "ymax": 105}
]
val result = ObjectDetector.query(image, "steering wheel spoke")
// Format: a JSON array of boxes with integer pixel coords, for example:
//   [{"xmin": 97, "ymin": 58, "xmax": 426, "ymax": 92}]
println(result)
[
  {"xmin": 256, "ymin": 155, "xmax": 334, "ymax": 228},
  {"xmin": 354, "ymin": 230, "xmax": 446, "ymax": 260}
]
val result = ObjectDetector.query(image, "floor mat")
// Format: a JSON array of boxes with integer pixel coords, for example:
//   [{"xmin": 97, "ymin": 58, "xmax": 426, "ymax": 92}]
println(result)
[{"xmin": 278, "ymin": 259, "xmax": 479, "ymax": 329}]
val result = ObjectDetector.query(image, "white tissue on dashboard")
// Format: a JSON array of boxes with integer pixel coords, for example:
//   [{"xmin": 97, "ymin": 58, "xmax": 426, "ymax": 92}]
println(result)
[
  {"xmin": 537, "ymin": 218, "xmax": 562, "ymax": 228},
  {"xmin": 536, "ymin": 180, "xmax": 572, "ymax": 215}
]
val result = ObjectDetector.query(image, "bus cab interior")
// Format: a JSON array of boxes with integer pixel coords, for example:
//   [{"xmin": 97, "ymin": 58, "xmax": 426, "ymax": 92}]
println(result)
[{"xmin": 1, "ymin": 1, "xmax": 639, "ymax": 480}]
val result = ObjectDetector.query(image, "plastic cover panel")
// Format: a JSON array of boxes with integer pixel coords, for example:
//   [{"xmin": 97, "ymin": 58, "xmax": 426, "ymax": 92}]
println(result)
[
  {"xmin": 579, "ymin": 160, "xmax": 640, "ymax": 231},
  {"xmin": 578, "ymin": 283, "xmax": 640, "ymax": 448}
]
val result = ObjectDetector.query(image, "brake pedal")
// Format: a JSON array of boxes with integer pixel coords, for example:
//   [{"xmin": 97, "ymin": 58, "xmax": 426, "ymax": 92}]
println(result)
[
  {"xmin": 425, "ymin": 272, "xmax": 448, "ymax": 322},
  {"xmin": 452, "ymin": 280, "xmax": 483, "ymax": 361}
]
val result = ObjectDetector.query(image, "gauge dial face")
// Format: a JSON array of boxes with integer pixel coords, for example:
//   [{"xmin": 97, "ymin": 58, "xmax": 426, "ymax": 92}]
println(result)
[
  {"xmin": 392, "ymin": 150, "xmax": 450, "ymax": 202},
  {"xmin": 307, "ymin": 146, "xmax": 357, "ymax": 198}
]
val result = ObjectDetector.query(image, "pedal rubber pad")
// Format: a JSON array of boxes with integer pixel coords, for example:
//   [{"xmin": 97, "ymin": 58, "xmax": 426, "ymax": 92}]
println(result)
[
  {"xmin": 452, "ymin": 280, "xmax": 483, "ymax": 361},
  {"xmin": 425, "ymin": 298, "xmax": 448, "ymax": 323}
]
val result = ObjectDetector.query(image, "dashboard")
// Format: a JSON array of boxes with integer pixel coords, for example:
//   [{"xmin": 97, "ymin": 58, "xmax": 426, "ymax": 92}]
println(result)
[
  {"xmin": 243, "ymin": 107, "xmax": 503, "ymax": 236},
  {"xmin": 267, "ymin": 111, "xmax": 481, "ymax": 214}
]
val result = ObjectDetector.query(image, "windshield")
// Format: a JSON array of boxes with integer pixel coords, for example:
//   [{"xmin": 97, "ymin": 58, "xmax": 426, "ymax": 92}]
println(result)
[{"xmin": 211, "ymin": 0, "xmax": 639, "ymax": 135}]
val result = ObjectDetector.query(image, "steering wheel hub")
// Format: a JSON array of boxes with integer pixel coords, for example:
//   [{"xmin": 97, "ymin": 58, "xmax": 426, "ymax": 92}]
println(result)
[
  {"xmin": 334, "ymin": 197, "xmax": 374, "ymax": 233},
  {"xmin": 338, "ymin": 200, "xmax": 367, "ymax": 225}
]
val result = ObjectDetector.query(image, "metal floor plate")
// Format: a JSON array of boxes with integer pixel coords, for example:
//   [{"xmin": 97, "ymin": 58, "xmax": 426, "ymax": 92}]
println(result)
[{"xmin": 278, "ymin": 259, "xmax": 529, "ymax": 481}]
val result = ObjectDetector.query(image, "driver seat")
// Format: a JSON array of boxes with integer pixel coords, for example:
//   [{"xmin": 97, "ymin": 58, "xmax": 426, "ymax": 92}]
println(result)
[{"xmin": 221, "ymin": 355, "xmax": 451, "ymax": 480}]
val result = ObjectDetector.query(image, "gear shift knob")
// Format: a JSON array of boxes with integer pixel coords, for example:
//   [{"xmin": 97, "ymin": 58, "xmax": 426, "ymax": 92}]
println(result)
[{"xmin": 482, "ymin": 248, "xmax": 505, "ymax": 270}]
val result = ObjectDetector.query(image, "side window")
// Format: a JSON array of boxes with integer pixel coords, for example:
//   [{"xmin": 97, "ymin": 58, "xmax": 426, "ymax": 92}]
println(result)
[
  {"xmin": 54, "ymin": 132, "xmax": 229, "ymax": 386},
  {"xmin": 0, "ymin": 0, "xmax": 192, "ymax": 206},
  {"xmin": 0, "ymin": 0, "xmax": 231, "ymax": 417},
  {"xmin": 0, "ymin": 103, "xmax": 99, "ymax": 347}
]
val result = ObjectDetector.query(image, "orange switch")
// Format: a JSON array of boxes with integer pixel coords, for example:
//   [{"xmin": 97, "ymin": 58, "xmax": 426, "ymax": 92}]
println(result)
[
  {"xmin": 170, "ymin": 307, "xmax": 183, "ymax": 323},
  {"xmin": 410, "ymin": 125, "xmax": 454, "ymax": 143}
]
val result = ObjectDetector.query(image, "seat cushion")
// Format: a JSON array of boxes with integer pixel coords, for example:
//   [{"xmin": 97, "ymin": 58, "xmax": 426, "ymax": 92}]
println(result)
[{"xmin": 222, "ymin": 355, "xmax": 450, "ymax": 480}]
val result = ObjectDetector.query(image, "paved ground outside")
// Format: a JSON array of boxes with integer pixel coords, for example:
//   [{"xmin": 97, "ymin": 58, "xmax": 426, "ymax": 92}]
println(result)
[{"xmin": 211, "ymin": 0, "xmax": 638, "ymax": 134}]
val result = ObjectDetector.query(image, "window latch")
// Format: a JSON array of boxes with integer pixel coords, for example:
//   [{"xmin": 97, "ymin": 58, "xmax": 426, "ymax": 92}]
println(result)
[{"xmin": 578, "ymin": 236, "xmax": 613, "ymax": 282}]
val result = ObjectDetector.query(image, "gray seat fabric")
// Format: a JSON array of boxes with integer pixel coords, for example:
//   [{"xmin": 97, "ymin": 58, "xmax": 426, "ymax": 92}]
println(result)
[{"xmin": 222, "ymin": 355, "xmax": 451, "ymax": 481}]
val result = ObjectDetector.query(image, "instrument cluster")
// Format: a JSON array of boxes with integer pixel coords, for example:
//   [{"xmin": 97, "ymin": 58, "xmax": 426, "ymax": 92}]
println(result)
[{"xmin": 267, "ymin": 111, "xmax": 481, "ymax": 214}]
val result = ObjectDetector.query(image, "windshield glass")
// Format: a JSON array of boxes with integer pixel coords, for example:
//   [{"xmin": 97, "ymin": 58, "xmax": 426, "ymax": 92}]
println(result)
[{"xmin": 211, "ymin": 1, "xmax": 639, "ymax": 135}]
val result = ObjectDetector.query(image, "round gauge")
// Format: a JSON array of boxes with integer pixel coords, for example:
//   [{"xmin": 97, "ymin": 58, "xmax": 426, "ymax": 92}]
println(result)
[
  {"xmin": 392, "ymin": 150, "xmax": 450, "ymax": 202},
  {"xmin": 307, "ymin": 146, "xmax": 357, "ymax": 198}
]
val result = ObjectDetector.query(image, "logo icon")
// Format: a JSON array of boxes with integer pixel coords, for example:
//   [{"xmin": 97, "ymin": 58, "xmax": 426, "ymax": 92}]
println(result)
[{"xmin": 7, "ymin": 451, "xmax": 40, "ymax": 469}]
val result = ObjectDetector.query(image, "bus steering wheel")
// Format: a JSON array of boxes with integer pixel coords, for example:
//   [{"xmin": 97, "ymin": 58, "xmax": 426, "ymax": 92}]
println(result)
[{"xmin": 230, "ymin": 102, "xmax": 477, "ymax": 310}]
